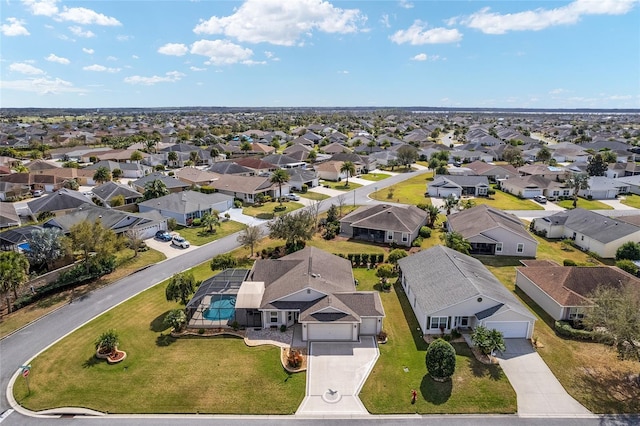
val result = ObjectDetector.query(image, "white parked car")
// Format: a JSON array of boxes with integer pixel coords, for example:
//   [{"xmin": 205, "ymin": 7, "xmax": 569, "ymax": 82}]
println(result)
[
  {"xmin": 284, "ymin": 193, "xmax": 300, "ymax": 201},
  {"xmin": 171, "ymin": 235, "xmax": 190, "ymax": 248}
]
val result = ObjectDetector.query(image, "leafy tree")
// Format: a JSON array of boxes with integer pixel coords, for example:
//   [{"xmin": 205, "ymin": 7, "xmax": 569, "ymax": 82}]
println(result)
[
  {"xmin": 425, "ymin": 338, "xmax": 456, "ymax": 381},
  {"xmin": 165, "ymin": 271, "xmax": 198, "ymax": 305},
  {"xmin": 616, "ymin": 259, "xmax": 639, "ymax": 276},
  {"xmin": 340, "ymin": 161, "xmax": 356, "ymax": 186},
  {"xmin": 95, "ymin": 329, "xmax": 119, "ymax": 354},
  {"xmin": 211, "ymin": 253, "xmax": 238, "ymax": 270},
  {"xmin": 240, "ymin": 141, "xmax": 252, "ymax": 154},
  {"xmin": 210, "ymin": 147, "xmax": 220, "ymax": 160},
  {"xmin": 326, "ymin": 204, "xmax": 339, "ymax": 223},
  {"xmin": 130, "ymin": 150, "xmax": 143, "ymax": 162},
  {"xmin": 201, "ymin": 210, "xmax": 220, "ymax": 233},
  {"xmin": 440, "ymin": 231, "xmax": 471, "ymax": 254},
  {"xmin": 564, "ymin": 172, "xmax": 590, "ymax": 208},
  {"xmin": 237, "ymin": 225, "xmax": 263, "ymax": 257},
  {"xmin": 536, "ymin": 146, "xmax": 552, "ymax": 164},
  {"xmin": 167, "ymin": 150, "xmax": 178, "ymax": 165},
  {"xmin": 189, "ymin": 150, "xmax": 201, "ymax": 165},
  {"xmin": 600, "ymin": 150, "xmax": 617, "ymax": 164},
  {"xmin": 616, "ymin": 242, "xmax": 640, "ymax": 261},
  {"xmin": 164, "ymin": 309, "xmax": 187, "ymax": 332},
  {"xmin": 0, "ymin": 251, "xmax": 30, "ymax": 312},
  {"xmin": 471, "ymin": 325, "xmax": 506, "ymax": 355},
  {"xmin": 69, "ymin": 219, "xmax": 118, "ymax": 274},
  {"xmin": 376, "ymin": 264, "xmax": 395, "ymax": 287},
  {"xmin": 270, "ymin": 169, "xmax": 290, "ymax": 205},
  {"xmin": 110, "ymin": 194, "xmax": 125, "ymax": 207},
  {"xmin": 143, "ymin": 179, "xmax": 169, "ymax": 200},
  {"xmin": 268, "ymin": 209, "xmax": 315, "ymax": 252},
  {"xmin": 503, "ymin": 145, "xmax": 524, "ymax": 167},
  {"xmin": 112, "ymin": 168, "xmax": 123, "ymax": 179},
  {"xmin": 63, "ymin": 179, "xmax": 79, "ymax": 190},
  {"xmin": 26, "ymin": 227, "xmax": 67, "ymax": 270},
  {"xmin": 586, "ymin": 153, "xmax": 608, "ymax": 177},
  {"xmin": 582, "ymin": 285, "xmax": 640, "ymax": 361},
  {"xmin": 387, "ymin": 249, "xmax": 408, "ymax": 265},
  {"xmin": 93, "ymin": 166, "xmax": 112, "ymax": 184},
  {"xmin": 396, "ymin": 145, "xmax": 418, "ymax": 169},
  {"xmin": 425, "ymin": 204, "xmax": 440, "ymax": 228},
  {"xmin": 125, "ymin": 228, "xmax": 144, "ymax": 258},
  {"xmin": 307, "ymin": 150, "xmax": 317, "ymax": 162}
]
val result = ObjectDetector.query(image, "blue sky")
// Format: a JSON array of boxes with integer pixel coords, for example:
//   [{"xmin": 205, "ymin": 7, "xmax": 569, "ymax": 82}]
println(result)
[{"xmin": 1, "ymin": 0, "xmax": 639, "ymax": 109}]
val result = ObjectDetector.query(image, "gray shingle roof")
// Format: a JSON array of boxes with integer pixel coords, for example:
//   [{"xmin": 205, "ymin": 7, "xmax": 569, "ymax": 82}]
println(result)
[
  {"xmin": 27, "ymin": 188, "xmax": 94, "ymax": 214},
  {"xmin": 448, "ymin": 204, "xmax": 537, "ymax": 243},
  {"xmin": 138, "ymin": 190, "xmax": 232, "ymax": 214},
  {"xmin": 340, "ymin": 204, "xmax": 427, "ymax": 233},
  {"xmin": 545, "ymin": 208, "xmax": 640, "ymax": 243}
]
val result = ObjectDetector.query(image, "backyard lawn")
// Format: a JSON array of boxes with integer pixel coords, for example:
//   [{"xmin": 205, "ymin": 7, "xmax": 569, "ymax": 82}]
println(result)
[
  {"xmin": 620, "ymin": 194, "xmax": 640, "ymax": 208},
  {"xmin": 471, "ymin": 191, "xmax": 544, "ymax": 210},
  {"xmin": 557, "ymin": 198, "xmax": 613, "ymax": 210},
  {"xmin": 242, "ymin": 201, "xmax": 304, "ymax": 218},
  {"xmin": 369, "ymin": 172, "xmax": 433, "ymax": 205},
  {"xmin": 357, "ymin": 269, "xmax": 517, "ymax": 414},
  {"xmin": 174, "ymin": 220, "xmax": 246, "ymax": 246},
  {"xmin": 319, "ymin": 180, "xmax": 362, "ymax": 191},
  {"xmin": 13, "ymin": 266, "xmax": 305, "ymax": 414},
  {"xmin": 358, "ymin": 172, "xmax": 392, "ymax": 182}
]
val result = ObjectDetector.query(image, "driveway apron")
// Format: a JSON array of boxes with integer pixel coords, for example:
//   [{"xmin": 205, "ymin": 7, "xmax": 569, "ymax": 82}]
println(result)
[
  {"xmin": 496, "ymin": 339, "xmax": 594, "ymax": 417},
  {"xmin": 296, "ymin": 337, "xmax": 379, "ymax": 416}
]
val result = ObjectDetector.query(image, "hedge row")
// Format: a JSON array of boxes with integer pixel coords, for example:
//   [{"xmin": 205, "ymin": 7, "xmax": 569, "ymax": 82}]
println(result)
[{"xmin": 554, "ymin": 321, "xmax": 613, "ymax": 345}]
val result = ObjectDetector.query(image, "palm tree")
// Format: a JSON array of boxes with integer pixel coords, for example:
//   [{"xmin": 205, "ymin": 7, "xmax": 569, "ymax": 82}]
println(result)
[
  {"xmin": 201, "ymin": 210, "xmax": 220, "ymax": 233},
  {"xmin": 93, "ymin": 166, "xmax": 112, "ymax": 184},
  {"xmin": 144, "ymin": 139, "xmax": 157, "ymax": 153},
  {"xmin": 270, "ymin": 169, "xmax": 290, "ymax": 205},
  {"xmin": 143, "ymin": 179, "xmax": 169, "ymax": 200},
  {"xmin": 440, "ymin": 231, "xmax": 471, "ymax": 254},
  {"xmin": 340, "ymin": 161, "xmax": 356, "ymax": 186},
  {"xmin": 167, "ymin": 150, "xmax": 178, "ymax": 167},
  {"xmin": 210, "ymin": 147, "xmax": 220, "ymax": 161},
  {"xmin": 130, "ymin": 150, "xmax": 143, "ymax": 163},
  {"xmin": 443, "ymin": 194, "xmax": 459, "ymax": 215},
  {"xmin": 189, "ymin": 150, "xmax": 201, "ymax": 166},
  {"xmin": 95, "ymin": 329, "xmax": 119, "ymax": 355},
  {"xmin": 425, "ymin": 204, "xmax": 440, "ymax": 228},
  {"xmin": 565, "ymin": 172, "xmax": 590, "ymax": 208}
]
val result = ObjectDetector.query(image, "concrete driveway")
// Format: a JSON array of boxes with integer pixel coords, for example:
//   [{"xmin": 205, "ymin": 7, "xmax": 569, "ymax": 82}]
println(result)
[
  {"xmin": 296, "ymin": 337, "xmax": 379, "ymax": 416},
  {"xmin": 145, "ymin": 236, "xmax": 199, "ymax": 259},
  {"xmin": 496, "ymin": 339, "xmax": 594, "ymax": 418}
]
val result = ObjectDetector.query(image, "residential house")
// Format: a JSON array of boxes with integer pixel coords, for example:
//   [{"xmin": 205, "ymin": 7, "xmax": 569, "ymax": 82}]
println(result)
[
  {"xmin": 447, "ymin": 205, "xmax": 538, "ymax": 257},
  {"xmin": 500, "ymin": 175, "xmax": 570, "ymax": 199},
  {"xmin": 174, "ymin": 167, "xmax": 221, "ymax": 186},
  {"xmin": 464, "ymin": 161, "xmax": 518, "ymax": 182},
  {"xmin": 315, "ymin": 160, "xmax": 350, "ymax": 182},
  {"xmin": 578, "ymin": 176, "xmax": 630, "ymax": 199},
  {"xmin": 85, "ymin": 160, "xmax": 151, "ymax": 179},
  {"xmin": 27, "ymin": 188, "xmax": 94, "ymax": 217},
  {"xmin": 0, "ymin": 203, "xmax": 20, "ymax": 229},
  {"xmin": 138, "ymin": 190, "xmax": 233, "ymax": 226},
  {"xmin": 234, "ymin": 158, "xmax": 278, "ymax": 175},
  {"xmin": 398, "ymin": 245, "xmax": 536, "ymax": 338},
  {"xmin": 517, "ymin": 164, "xmax": 567, "ymax": 180},
  {"xmin": 340, "ymin": 204, "xmax": 428, "ymax": 247},
  {"xmin": 210, "ymin": 174, "xmax": 290, "ymax": 204},
  {"xmin": 531, "ymin": 208, "xmax": 640, "ymax": 258},
  {"xmin": 0, "ymin": 181, "xmax": 30, "ymax": 201},
  {"xmin": 91, "ymin": 181, "xmax": 142, "ymax": 207},
  {"xmin": 515, "ymin": 260, "xmax": 640, "ymax": 321},
  {"xmin": 208, "ymin": 161, "xmax": 255, "ymax": 176},
  {"xmin": 322, "ymin": 143, "xmax": 351, "ymax": 155},
  {"xmin": 616, "ymin": 174, "xmax": 640, "ymax": 195},
  {"xmin": 131, "ymin": 173, "xmax": 190, "ymax": 194},
  {"xmin": 428, "ymin": 175, "xmax": 490, "ymax": 198},
  {"xmin": 262, "ymin": 154, "xmax": 306, "ymax": 170},
  {"xmin": 288, "ymin": 169, "xmax": 319, "ymax": 191}
]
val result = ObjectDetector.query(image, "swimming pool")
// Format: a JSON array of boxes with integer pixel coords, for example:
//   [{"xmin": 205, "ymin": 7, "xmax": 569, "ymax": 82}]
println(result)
[{"xmin": 203, "ymin": 295, "xmax": 236, "ymax": 321}]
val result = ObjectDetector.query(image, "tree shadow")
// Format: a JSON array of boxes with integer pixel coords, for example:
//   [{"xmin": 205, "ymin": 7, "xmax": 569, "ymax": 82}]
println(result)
[
  {"xmin": 156, "ymin": 333, "xmax": 177, "ymax": 347},
  {"xmin": 420, "ymin": 374, "xmax": 452, "ymax": 405},
  {"xmin": 150, "ymin": 310, "xmax": 171, "ymax": 332},
  {"xmin": 82, "ymin": 355, "xmax": 101, "ymax": 368},
  {"xmin": 393, "ymin": 281, "xmax": 428, "ymax": 351},
  {"xmin": 576, "ymin": 367, "xmax": 640, "ymax": 414},
  {"xmin": 467, "ymin": 357, "xmax": 503, "ymax": 381}
]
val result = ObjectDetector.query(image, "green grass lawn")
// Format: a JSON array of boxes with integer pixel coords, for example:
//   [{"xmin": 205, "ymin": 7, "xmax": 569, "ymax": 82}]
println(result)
[
  {"xmin": 472, "ymin": 191, "xmax": 544, "ymax": 210},
  {"xmin": 557, "ymin": 198, "xmax": 613, "ymax": 210},
  {"xmin": 174, "ymin": 220, "xmax": 246, "ymax": 246},
  {"xmin": 242, "ymin": 201, "xmax": 304, "ymax": 218},
  {"xmin": 369, "ymin": 172, "xmax": 433, "ymax": 205},
  {"xmin": 13, "ymin": 267, "xmax": 305, "ymax": 414},
  {"xmin": 0, "ymin": 248, "xmax": 166, "ymax": 339},
  {"xmin": 299, "ymin": 192, "xmax": 330, "ymax": 201},
  {"xmin": 358, "ymin": 274, "xmax": 516, "ymax": 414},
  {"xmin": 620, "ymin": 194, "xmax": 640, "ymax": 208},
  {"xmin": 358, "ymin": 172, "xmax": 392, "ymax": 182},
  {"xmin": 319, "ymin": 180, "xmax": 362, "ymax": 191}
]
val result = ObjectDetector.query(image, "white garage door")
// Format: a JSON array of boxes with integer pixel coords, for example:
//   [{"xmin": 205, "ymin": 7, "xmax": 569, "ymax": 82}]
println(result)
[
  {"xmin": 360, "ymin": 318, "xmax": 378, "ymax": 335},
  {"xmin": 484, "ymin": 321, "xmax": 529, "ymax": 338},
  {"xmin": 307, "ymin": 323, "xmax": 353, "ymax": 341}
]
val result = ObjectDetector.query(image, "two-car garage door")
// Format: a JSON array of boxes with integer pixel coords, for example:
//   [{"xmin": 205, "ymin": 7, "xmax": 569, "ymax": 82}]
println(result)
[
  {"xmin": 484, "ymin": 321, "xmax": 529, "ymax": 339},
  {"xmin": 307, "ymin": 323, "xmax": 353, "ymax": 341}
]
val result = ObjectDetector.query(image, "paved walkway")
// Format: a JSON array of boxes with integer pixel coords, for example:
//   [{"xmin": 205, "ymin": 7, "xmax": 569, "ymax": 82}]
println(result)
[
  {"xmin": 598, "ymin": 197, "xmax": 636, "ymax": 210},
  {"xmin": 308, "ymin": 186, "xmax": 348, "ymax": 197},
  {"xmin": 496, "ymin": 339, "xmax": 594, "ymax": 418},
  {"xmin": 224, "ymin": 207, "xmax": 270, "ymax": 226},
  {"xmin": 296, "ymin": 337, "xmax": 379, "ymax": 416}
]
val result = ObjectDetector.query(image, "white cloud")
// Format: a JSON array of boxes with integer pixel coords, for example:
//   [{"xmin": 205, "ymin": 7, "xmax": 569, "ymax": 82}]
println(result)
[
  {"xmin": 264, "ymin": 50, "xmax": 280, "ymax": 61},
  {"xmin": 398, "ymin": 0, "xmax": 414, "ymax": 9},
  {"xmin": 45, "ymin": 53, "xmax": 70, "ymax": 64},
  {"xmin": 453, "ymin": 0, "xmax": 638, "ymax": 35},
  {"xmin": 68, "ymin": 25, "xmax": 95, "ymax": 37},
  {"xmin": 390, "ymin": 20, "xmax": 462, "ymax": 44},
  {"xmin": 0, "ymin": 76, "xmax": 85, "ymax": 95},
  {"xmin": 1, "ymin": 17, "xmax": 30, "ymax": 36},
  {"xmin": 22, "ymin": 0, "xmax": 59, "ymax": 17},
  {"xmin": 83, "ymin": 64, "xmax": 120, "ymax": 73},
  {"xmin": 132, "ymin": 55, "xmax": 139, "ymax": 59},
  {"xmin": 117, "ymin": 35, "xmax": 131, "ymax": 41},
  {"xmin": 411, "ymin": 53, "xmax": 427, "ymax": 61},
  {"xmin": 9, "ymin": 62, "xmax": 45, "ymax": 75},
  {"xmin": 549, "ymin": 88, "xmax": 568, "ymax": 95},
  {"xmin": 106, "ymin": 56, "xmax": 118, "ymax": 61},
  {"xmin": 380, "ymin": 14, "xmax": 390, "ymax": 28},
  {"xmin": 190, "ymin": 66, "xmax": 207, "ymax": 71},
  {"xmin": 338, "ymin": 70, "xmax": 349, "ymax": 74},
  {"xmin": 193, "ymin": 0, "xmax": 366, "ymax": 46},
  {"xmin": 190, "ymin": 39, "xmax": 253, "ymax": 65},
  {"xmin": 124, "ymin": 71, "xmax": 185, "ymax": 85},
  {"xmin": 57, "ymin": 6, "xmax": 121, "ymax": 26},
  {"xmin": 158, "ymin": 43, "xmax": 189, "ymax": 56},
  {"xmin": 82, "ymin": 48, "xmax": 94, "ymax": 54}
]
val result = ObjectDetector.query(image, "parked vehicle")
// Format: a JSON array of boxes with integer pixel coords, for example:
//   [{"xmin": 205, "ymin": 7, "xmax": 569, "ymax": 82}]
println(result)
[
  {"xmin": 32, "ymin": 190, "xmax": 44, "ymax": 197},
  {"xmin": 155, "ymin": 231, "xmax": 172, "ymax": 241},
  {"xmin": 534, "ymin": 195, "xmax": 547, "ymax": 204},
  {"xmin": 284, "ymin": 193, "xmax": 300, "ymax": 201},
  {"xmin": 171, "ymin": 235, "xmax": 190, "ymax": 248}
]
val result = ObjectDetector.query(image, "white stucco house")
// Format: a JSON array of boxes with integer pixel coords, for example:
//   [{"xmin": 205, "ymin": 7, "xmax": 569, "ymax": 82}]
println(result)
[{"xmin": 398, "ymin": 245, "xmax": 536, "ymax": 339}]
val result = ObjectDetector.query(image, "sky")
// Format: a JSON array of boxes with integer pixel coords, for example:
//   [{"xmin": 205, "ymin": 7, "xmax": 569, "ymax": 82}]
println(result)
[{"xmin": 1, "ymin": 0, "xmax": 639, "ymax": 109}]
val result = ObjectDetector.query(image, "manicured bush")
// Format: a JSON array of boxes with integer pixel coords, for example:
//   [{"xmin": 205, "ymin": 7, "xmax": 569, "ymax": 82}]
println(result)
[
  {"xmin": 256, "ymin": 212, "xmax": 275, "ymax": 220},
  {"xmin": 563, "ymin": 259, "xmax": 577, "ymax": 266},
  {"xmin": 425, "ymin": 338, "xmax": 456, "ymax": 381},
  {"xmin": 233, "ymin": 199, "xmax": 243, "ymax": 208},
  {"xmin": 274, "ymin": 205, "xmax": 287, "ymax": 212},
  {"xmin": 280, "ymin": 324, "xmax": 287, "ymax": 332},
  {"xmin": 191, "ymin": 218, "xmax": 202, "ymax": 227},
  {"xmin": 301, "ymin": 184, "xmax": 308, "ymax": 193},
  {"xmin": 419, "ymin": 226, "xmax": 431, "ymax": 238},
  {"xmin": 200, "ymin": 185, "xmax": 216, "ymax": 194},
  {"xmin": 554, "ymin": 321, "xmax": 613, "ymax": 344},
  {"xmin": 210, "ymin": 253, "xmax": 237, "ymax": 271},
  {"xmin": 353, "ymin": 253, "xmax": 361, "ymax": 266},
  {"xmin": 347, "ymin": 253, "xmax": 354, "ymax": 263},
  {"xmin": 377, "ymin": 253, "xmax": 385, "ymax": 264},
  {"xmin": 164, "ymin": 309, "xmax": 187, "ymax": 332},
  {"xmin": 412, "ymin": 236, "xmax": 423, "ymax": 247},
  {"xmin": 616, "ymin": 259, "xmax": 639, "ymax": 275},
  {"xmin": 361, "ymin": 253, "xmax": 370, "ymax": 265},
  {"xmin": 388, "ymin": 249, "xmax": 408, "ymax": 265}
]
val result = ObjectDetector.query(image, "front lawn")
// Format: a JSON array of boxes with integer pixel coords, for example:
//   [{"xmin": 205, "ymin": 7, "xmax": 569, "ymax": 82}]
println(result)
[
  {"xmin": 319, "ymin": 180, "xmax": 362, "ymax": 191},
  {"xmin": 299, "ymin": 192, "xmax": 330, "ymax": 201},
  {"xmin": 557, "ymin": 198, "xmax": 613, "ymax": 210},
  {"xmin": 359, "ymin": 276, "xmax": 516, "ymax": 414},
  {"xmin": 471, "ymin": 191, "xmax": 544, "ymax": 210},
  {"xmin": 242, "ymin": 201, "xmax": 304, "ymax": 218},
  {"xmin": 369, "ymin": 172, "xmax": 433, "ymax": 205},
  {"xmin": 620, "ymin": 194, "xmax": 640, "ymax": 208},
  {"xmin": 174, "ymin": 220, "xmax": 246, "ymax": 246},
  {"xmin": 358, "ymin": 172, "xmax": 392, "ymax": 182},
  {"xmin": 13, "ymin": 266, "xmax": 305, "ymax": 414}
]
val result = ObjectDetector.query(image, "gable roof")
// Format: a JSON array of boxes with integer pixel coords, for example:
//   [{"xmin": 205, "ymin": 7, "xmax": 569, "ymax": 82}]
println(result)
[
  {"xmin": 397, "ymin": 245, "xmax": 535, "ymax": 319},
  {"xmin": 27, "ymin": 188, "xmax": 94, "ymax": 214},
  {"xmin": 132, "ymin": 172, "xmax": 190, "ymax": 190},
  {"xmin": 174, "ymin": 167, "xmax": 221, "ymax": 184},
  {"xmin": 208, "ymin": 161, "xmax": 254, "ymax": 175},
  {"xmin": 92, "ymin": 181, "xmax": 141, "ymax": 202},
  {"xmin": 541, "ymin": 208, "xmax": 640, "ymax": 243},
  {"xmin": 210, "ymin": 174, "xmax": 276, "ymax": 194},
  {"xmin": 448, "ymin": 204, "xmax": 537, "ymax": 243},
  {"xmin": 138, "ymin": 190, "xmax": 232, "ymax": 214},
  {"xmin": 44, "ymin": 203, "xmax": 163, "ymax": 234},
  {"xmin": 341, "ymin": 204, "xmax": 427, "ymax": 233},
  {"xmin": 431, "ymin": 174, "xmax": 490, "ymax": 187}
]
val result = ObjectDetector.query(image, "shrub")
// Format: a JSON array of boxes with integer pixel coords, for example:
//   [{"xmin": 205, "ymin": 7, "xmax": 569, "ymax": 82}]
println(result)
[
  {"xmin": 200, "ymin": 185, "xmax": 216, "ymax": 194},
  {"xmin": 377, "ymin": 253, "xmax": 385, "ymax": 264},
  {"xmin": 274, "ymin": 205, "xmax": 287, "ymax": 212},
  {"xmin": 167, "ymin": 218, "xmax": 177, "ymax": 231},
  {"xmin": 301, "ymin": 184, "xmax": 308, "ymax": 193},
  {"xmin": 353, "ymin": 253, "xmax": 361, "ymax": 266},
  {"xmin": 163, "ymin": 309, "xmax": 187, "ymax": 332},
  {"xmin": 487, "ymin": 188, "xmax": 496, "ymax": 196},
  {"xmin": 419, "ymin": 226, "xmax": 431, "ymax": 238},
  {"xmin": 388, "ymin": 249, "xmax": 408, "ymax": 265},
  {"xmin": 416, "ymin": 203, "xmax": 429, "ymax": 211},
  {"xmin": 425, "ymin": 338, "xmax": 456, "ymax": 381},
  {"xmin": 191, "ymin": 218, "xmax": 202, "ymax": 227},
  {"xmin": 256, "ymin": 212, "xmax": 275, "ymax": 220},
  {"xmin": 563, "ymin": 259, "xmax": 577, "ymax": 266},
  {"xmin": 347, "ymin": 253, "xmax": 354, "ymax": 263},
  {"xmin": 280, "ymin": 324, "xmax": 287, "ymax": 332},
  {"xmin": 412, "ymin": 236, "xmax": 423, "ymax": 247},
  {"xmin": 554, "ymin": 321, "xmax": 613, "ymax": 344},
  {"xmin": 233, "ymin": 199, "xmax": 243, "ymax": 208},
  {"xmin": 615, "ymin": 259, "xmax": 638, "ymax": 275},
  {"xmin": 198, "ymin": 328, "xmax": 205, "ymax": 335},
  {"xmin": 210, "ymin": 253, "xmax": 237, "ymax": 271},
  {"xmin": 95, "ymin": 329, "xmax": 119, "ymax": 354},
  {"xmin": 287, "ymin": 349, "xmax": 303, "ymax": 368},
  {"xmin": 361, "ymin": 253, "xmax": 370, "ymax": 265}
]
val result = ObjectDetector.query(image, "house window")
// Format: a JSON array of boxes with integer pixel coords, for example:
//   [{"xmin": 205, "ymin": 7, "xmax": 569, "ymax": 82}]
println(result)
[
  {"xmin": 430, "ymin": 316, "xmax": 448, "ymax": 329},
  {"xmin": 516, "ymin": 243, "xmax": 524, "ymax": 253},
  {"xmin": 495, "ymin": 242, "xmax": 503, "ymax": 253},
  {"xmin": 402, "ymin": 233, "xmax": 408, "ymax": 242},
  {"xmin": 287, "ymin": 312, "xmax": 293, "ymax": 322},
  {"xmin": 387, "ymin": 231, "xmax": 393, "ymax": 240},
  {"xmin": 568, "ymin": 307, "xmax": 584, "ymax": 320},
  {"xmin": 270, "ymin": 312, "xmax": 278, "ymax": 323},
  {"xmin": 581, "ymin": 235, "xmax": 584, "ymax": 241}
]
